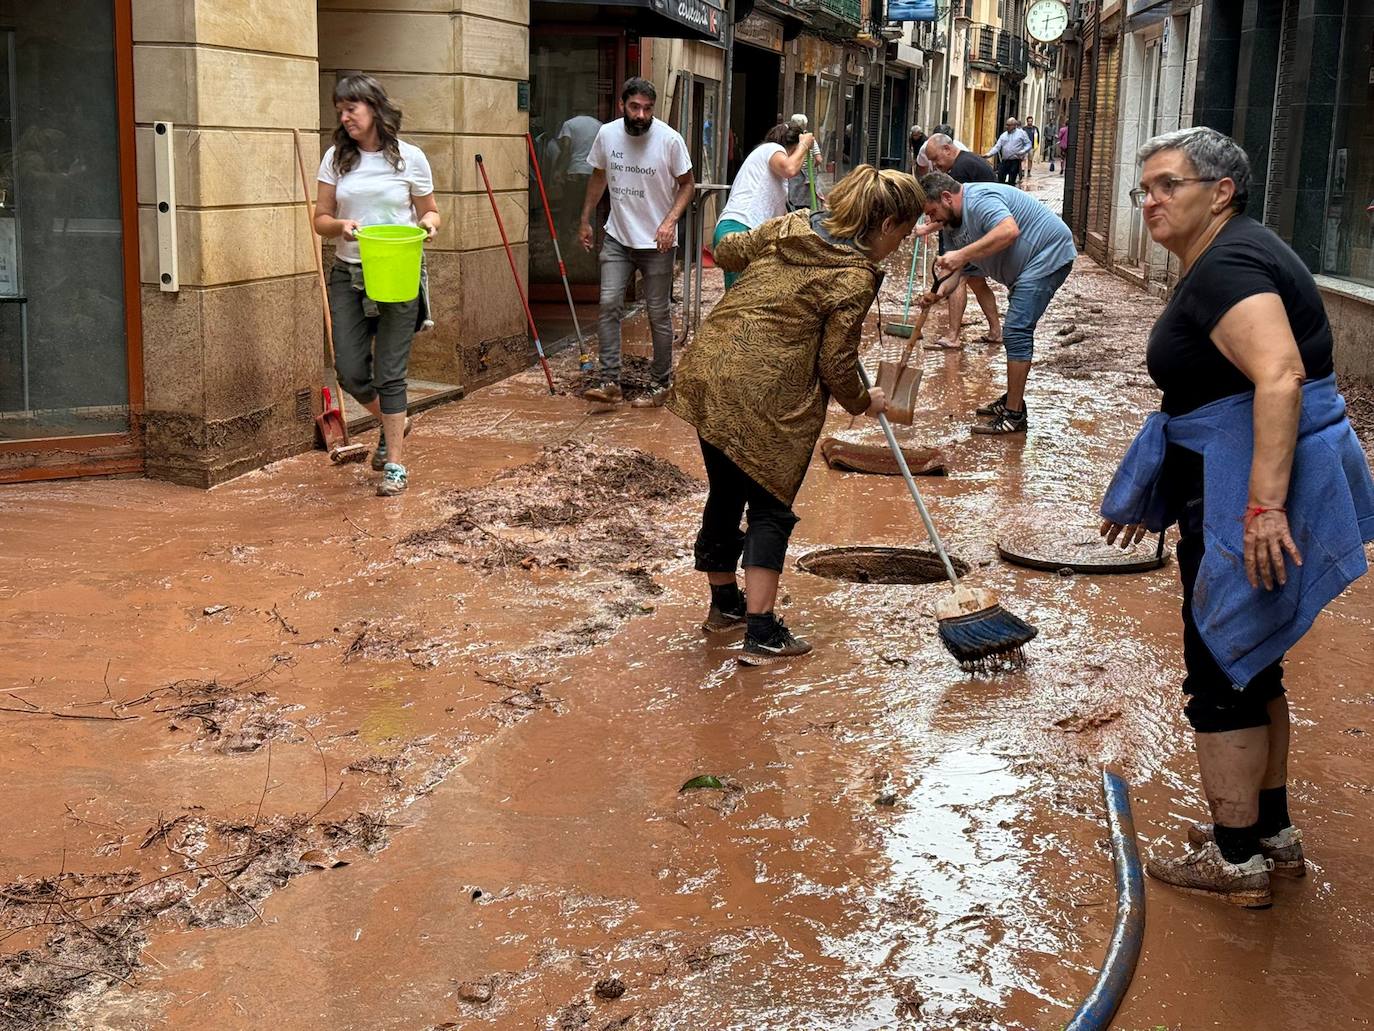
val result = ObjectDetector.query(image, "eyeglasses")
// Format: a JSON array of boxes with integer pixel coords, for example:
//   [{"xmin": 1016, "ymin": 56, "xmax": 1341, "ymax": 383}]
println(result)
[{"xmin": 1129, "ymin": 176, "xmax": 1219, "ymax": 207}]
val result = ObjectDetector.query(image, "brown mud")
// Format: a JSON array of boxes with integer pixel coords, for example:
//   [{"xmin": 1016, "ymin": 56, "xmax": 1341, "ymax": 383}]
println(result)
[{"xmin": 2, "ymin": 170, "xmax": 1373, "ymax": 1030}]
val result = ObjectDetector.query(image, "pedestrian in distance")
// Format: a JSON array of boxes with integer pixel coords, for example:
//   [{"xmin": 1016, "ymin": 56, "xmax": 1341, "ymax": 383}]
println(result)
[
  {"xmin": 986, "ymin": 118, "xmax": 1032, "ymax": 187},
  {"xmin": 923, "ymin": 133, "xmax": 1003, "ymax": 350},
  {"xmin": 667, "ymin": 166, "xmax": 924, "ymax": 665},
  {"xmin": 908, "ymin": 124, "xmax": 927, "ymax": 175},
  {"xmin": 579, "ymin": 77, "xmax": 695, "ymax": 409},
  {"xmin": 920, "ymin": 171, "xmax": 1077, "ymax": 433},
  {"xmin": 1022, "ymin": 117, "xmax": 1040, "ymax": 180},
  {"xmin": 914, "ymin": 121, "xmax": 967, "ymax": 176},
  {"xmin": 313, "ymin": 73, "xmax": 440, "ymax": 497},
  {"xmin": 1057, "ymin": 120, "xmax": 1069, "ymax": 175},
  {"xmin": 1100, "ymin": 126, "xmax": 1374, "ymax": 908},
  {"xmin": 716, "ymin": 121, "xmax": 817, "ymax": 288}
]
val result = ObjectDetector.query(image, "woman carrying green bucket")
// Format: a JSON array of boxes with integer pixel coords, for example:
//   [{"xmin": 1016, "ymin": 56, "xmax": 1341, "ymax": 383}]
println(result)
[{"xmin": 315, "ymin": 74, "xmax": 440, "ymax": 497}]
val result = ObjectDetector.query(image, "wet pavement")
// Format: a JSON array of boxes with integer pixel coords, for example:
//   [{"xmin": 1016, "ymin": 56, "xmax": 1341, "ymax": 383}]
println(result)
[{"xmin": 3, "ymin": 171, "xmax": 1374, "ymax": 1030}]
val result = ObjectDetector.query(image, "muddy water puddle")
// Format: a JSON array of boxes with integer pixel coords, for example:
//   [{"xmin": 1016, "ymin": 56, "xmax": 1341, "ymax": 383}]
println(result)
[{"xmin": 4, "ymin": 169, "xmax": 1374, "ymax": 1029}]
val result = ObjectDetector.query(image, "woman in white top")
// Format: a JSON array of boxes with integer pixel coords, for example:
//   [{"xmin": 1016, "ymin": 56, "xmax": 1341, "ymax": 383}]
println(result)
[
  {"xmin": 714, "ymin": 123, "xmax": 815, "ymax": 288},
  {"xmin": 314, "ymin": 74, "xmax": 440, "ymax": 497}
]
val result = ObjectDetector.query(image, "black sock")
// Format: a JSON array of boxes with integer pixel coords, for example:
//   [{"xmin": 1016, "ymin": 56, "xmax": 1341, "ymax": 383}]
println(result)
[
  {"xmin": 710, "ymin": 582, "xmax": 744, "ymax": 612},
  {"xmin": 746, "ymin": 612, "xmax": 775, "ymax": 639},
  {"xmin": 1257, "ymin": 786, "xmax": 1291, "ymax": 838},
  {"xmin": 1213, "ymin": 822, "xmax": 1262, "ymax": 865}
]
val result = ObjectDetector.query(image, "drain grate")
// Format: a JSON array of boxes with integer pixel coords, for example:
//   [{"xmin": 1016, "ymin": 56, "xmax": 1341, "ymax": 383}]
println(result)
[
  {"xmin": 795, "ymin": 546, "xmax": 967, "ymax": 585},
  {"xmin": 295, "ymin": 387, "xmax": 314, "ymax": 423}
]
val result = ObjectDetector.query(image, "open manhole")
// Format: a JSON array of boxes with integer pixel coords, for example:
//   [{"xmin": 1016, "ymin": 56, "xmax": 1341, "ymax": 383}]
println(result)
[
  {"xmin": 997, "ymin": 527, "xmax": 1170, "ymax": 575},
  {"xmin": 795, "ymin": 546, "xmax": 968, "ymax": 584}
]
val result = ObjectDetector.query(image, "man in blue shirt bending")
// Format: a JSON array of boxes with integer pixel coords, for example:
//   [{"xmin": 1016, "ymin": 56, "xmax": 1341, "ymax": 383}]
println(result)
[{"xmin": 919, "ymin": 172, "xmax": 1077, "ymax": 434}]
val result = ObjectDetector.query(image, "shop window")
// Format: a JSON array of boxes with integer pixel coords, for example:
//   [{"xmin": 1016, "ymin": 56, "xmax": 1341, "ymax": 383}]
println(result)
[
  {"xmin": 0, "ymin": 2, "xmax": 130, "ymax": 440},
  {"xmin": 1320, "ymin": 10, "xmax": 1374, "ymax": 287}
]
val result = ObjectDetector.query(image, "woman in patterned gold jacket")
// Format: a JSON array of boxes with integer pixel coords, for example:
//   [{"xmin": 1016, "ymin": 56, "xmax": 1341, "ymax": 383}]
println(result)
[{"xmin": 667, "ymin": 166, "xmax": 925, "ymax": 665}]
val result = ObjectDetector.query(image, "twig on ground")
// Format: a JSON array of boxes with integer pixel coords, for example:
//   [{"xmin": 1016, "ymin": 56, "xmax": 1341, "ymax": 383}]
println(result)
[{"xmin": 0, "ymin": 705, "xmax": 138, "ymax": 722}]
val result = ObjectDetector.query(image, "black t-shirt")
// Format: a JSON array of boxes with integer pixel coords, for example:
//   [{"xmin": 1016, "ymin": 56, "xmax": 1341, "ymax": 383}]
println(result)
[
  {"xmin": 950, "ymin": 150, "xmax": 996, "ymax": 184},
  {"xmin": 1146, "ymin": 215, "xmax": 1333, "ymax": 417}
]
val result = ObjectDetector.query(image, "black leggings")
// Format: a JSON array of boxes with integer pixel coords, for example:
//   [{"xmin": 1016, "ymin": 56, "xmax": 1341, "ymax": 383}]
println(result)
[
  {"xmin": 1177, "ymin": 500, "xmax": 1286, "ymax": 733},
  {"xmin": 694, "ymin": 438, "xmax": 799, "ymax": 574}
]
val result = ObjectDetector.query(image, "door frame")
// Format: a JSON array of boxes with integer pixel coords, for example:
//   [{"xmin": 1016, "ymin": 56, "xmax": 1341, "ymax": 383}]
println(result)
[{"xmin": 0, "ymin": 0, "xmax": 144, "ymax": 482}]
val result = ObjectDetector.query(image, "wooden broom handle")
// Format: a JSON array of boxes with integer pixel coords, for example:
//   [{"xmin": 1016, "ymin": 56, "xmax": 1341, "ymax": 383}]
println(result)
[{"xmin": 293, "ymin": 129, "xmax": 335, "ymax": 360}]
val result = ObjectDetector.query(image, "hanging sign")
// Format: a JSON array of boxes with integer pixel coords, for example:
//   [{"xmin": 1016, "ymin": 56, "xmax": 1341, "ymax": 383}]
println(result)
[
  {"xmin": 0, "ymin": 219, "xmax": 17, "ymax": 296},
  {"xmin": 887, "ymin": 0, "xmax": 938, "ymax": 22}
]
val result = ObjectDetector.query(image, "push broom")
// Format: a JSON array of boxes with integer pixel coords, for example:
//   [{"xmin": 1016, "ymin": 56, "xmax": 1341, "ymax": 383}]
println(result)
[
  {"xmin": 475, "ymin": 153, "xmax": 555, "ymax": 394},
  {"xmin": 525, "ymin": 132, "xmax": 594, "ymax": 372},
  {"xmin": 856, "ymin": 363, "xmax": 1037, "ymax": 670}
]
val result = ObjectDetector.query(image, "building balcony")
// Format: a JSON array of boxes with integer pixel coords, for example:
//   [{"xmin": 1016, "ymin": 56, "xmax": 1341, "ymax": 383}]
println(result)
[
  {"xmin": 795, "ymin": 0, "xmax": 862, "ymax": 35},
  {"xmin": 966, "ymin": 22, "xmax": 1028, "ymax": 80}
]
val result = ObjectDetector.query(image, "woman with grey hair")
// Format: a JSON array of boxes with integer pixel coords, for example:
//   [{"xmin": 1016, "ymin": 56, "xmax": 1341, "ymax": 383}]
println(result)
[{"xmin": 1100, "ymin": 127, "xmax": 1374, "ymax": 906}]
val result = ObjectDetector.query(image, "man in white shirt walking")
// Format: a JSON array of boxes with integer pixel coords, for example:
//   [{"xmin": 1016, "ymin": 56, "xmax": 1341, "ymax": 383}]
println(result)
[
  {"xmin": 986, "ymin": 118, "xmax": 1031, "ymax": 186},
  {"xmin": 579, "ymin": 77, "xmax": 695, "ymax": 407}
]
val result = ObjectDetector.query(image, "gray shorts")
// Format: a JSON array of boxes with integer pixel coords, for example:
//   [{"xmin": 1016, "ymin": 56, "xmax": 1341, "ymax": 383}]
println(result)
[{"xmin": 327, "ymin": 260, "xmax": 421, "ymax": 415}]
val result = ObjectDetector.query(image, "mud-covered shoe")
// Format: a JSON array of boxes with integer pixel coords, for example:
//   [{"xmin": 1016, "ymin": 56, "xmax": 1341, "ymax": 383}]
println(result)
[
  {"xmin": 1188, "ymin": 823, "xmax": 1306, "ymax": 877},
  {"xmin": 738, "ymin": 616, "xmax": 813, "ymax": 666},
  {"xmin": 371, "ymin": 416, "xmax": 414, "ymax": 471},
  {"xmin": 971, "ymin": 407, "xmax": 1027, "ymax": 435},
  {"xmin": 1145, "ymin": 840, "xmax": 1273, "ymax": 908},
  {"xmin": 584, "ymin": 382, "xmax": 624, "ymax": 404},
  {"xmin": 702, "ymin": 602, "xmax": 747, "ymax": 635},
  {"xmin": 377, "ymin": 462, "xmax": 408, "ymax": 497},
  {"xmin": 975, "ymin": 392, "xmax": 1008, "ymax": 417},
  {"xmin": 630, "ymin": 385, "xmax": 670, "ymax": 408}
]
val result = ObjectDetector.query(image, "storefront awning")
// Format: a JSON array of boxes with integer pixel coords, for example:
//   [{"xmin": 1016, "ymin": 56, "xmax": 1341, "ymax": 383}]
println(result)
[{"xmin": 534, "ymin": 0, "xmax": 726, "ymax": 41}]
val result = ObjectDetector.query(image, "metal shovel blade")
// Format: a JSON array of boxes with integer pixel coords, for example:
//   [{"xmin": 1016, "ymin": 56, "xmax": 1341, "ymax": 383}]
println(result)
[{"xmin": 876, "ymin": 361, "xmax": 922, "ymax": 425}]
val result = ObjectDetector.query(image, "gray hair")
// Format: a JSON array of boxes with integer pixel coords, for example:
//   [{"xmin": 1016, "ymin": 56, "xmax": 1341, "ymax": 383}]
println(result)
[
  {"xmin": 919, "ymin": 171, "xmax": 960, "ymax": 198},
  {"xmin": 1137, "ymin": 126, "xmax": 1250, "ymax": 212},
  {"xmin": 926, "ymin": 133, "xmax": 953, "ymax": 150}
]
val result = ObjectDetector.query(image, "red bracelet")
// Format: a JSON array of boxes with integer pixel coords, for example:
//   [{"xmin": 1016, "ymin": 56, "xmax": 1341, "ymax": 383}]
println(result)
[{"xmin": 1244, "ymin": 505, "xmax": 1286, "ymax": 524}]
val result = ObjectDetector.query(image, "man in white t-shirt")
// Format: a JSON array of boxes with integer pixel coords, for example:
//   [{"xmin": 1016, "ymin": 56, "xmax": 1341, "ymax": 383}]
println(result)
[{"xmin": 578, "ymin": 77, "xmax": 694, "ymax": 407}]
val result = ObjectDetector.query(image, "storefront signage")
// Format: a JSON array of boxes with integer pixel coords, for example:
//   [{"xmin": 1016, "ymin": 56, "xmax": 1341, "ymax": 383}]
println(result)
[
  {"xmin": 967, "ymin": 69, "xmax": 996, "ymax": 92},
  {"xmin": 735, "ymin": 12, "xmax": 784, "ymax": 53},
  {"xmin": 887, "ymin": 0, "xmax": 937, "ymax": 21},
  {"xmin": 650, "ymin": 0, "xmax": 723, "ymax": 40}
]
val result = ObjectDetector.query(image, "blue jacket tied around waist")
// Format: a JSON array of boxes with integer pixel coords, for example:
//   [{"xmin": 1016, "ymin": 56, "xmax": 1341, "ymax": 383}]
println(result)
[{"xmin": 1101, "ymin": 374, "xmax": 1374, "ymax": 687}]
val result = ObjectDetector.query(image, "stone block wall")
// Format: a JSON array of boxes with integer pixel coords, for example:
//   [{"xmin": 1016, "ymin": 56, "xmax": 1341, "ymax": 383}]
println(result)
[{"xmin": 133, "ymin": 0, "xmax": 333, "ymax": 486}]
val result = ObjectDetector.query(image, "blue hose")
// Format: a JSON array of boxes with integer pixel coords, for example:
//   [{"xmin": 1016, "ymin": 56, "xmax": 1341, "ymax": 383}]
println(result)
[{"xmin": 1065, "ymin": 769, "xmax": 1145, "ymax": 1031}]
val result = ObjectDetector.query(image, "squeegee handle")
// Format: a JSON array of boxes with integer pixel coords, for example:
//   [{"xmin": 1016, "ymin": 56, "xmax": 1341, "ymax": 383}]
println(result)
[{"xmin": 857, "ymin": 363, "xmax": 963, "ymax": 588}]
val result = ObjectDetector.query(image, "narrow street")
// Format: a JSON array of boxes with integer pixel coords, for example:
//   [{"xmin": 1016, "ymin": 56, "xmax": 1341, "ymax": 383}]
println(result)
[{"xmin": 3, "ymin": 173, "xmax": 1373, "ymax": 1031}]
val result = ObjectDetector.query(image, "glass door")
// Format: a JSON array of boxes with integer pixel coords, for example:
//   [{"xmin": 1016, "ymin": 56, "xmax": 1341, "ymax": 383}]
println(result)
[
  {"xmin": 528, "ymin": 29, "xmax": 620, "ymax": 291},
  {"xmin": 0, "ymin": 1, "xmax": 133, "ymax": 444}
]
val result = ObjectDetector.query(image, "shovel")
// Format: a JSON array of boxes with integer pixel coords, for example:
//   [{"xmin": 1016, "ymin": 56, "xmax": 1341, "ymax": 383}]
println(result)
[
  {"xmin": 315, "ymin": 386, "xmax": 359, "ymax": 463},
  {"xmin": 883, "ymin": 227, "xmax": 924, "ymax": 339},
  {"xmin": 875, "ymin": 320, "xmax": 927, "ymax": 425}
]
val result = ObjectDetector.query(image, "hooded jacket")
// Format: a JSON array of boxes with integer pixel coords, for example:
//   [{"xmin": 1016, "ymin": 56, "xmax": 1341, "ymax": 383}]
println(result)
[{"xmin": 667, "ymin": 210, "xmax": 880, "ymax": 505}]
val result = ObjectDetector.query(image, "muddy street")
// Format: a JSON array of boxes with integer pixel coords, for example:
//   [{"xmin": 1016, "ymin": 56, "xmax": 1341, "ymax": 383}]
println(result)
[{"xmin": 3, "ymin": 173, "xmax": 1374, "ymax": 1031}]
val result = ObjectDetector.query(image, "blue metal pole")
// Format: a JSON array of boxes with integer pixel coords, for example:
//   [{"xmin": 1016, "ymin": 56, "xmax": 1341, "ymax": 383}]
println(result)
[{"xmin": 1065, "ymin": 768, "xmax": 1145, "ymax": 1031}]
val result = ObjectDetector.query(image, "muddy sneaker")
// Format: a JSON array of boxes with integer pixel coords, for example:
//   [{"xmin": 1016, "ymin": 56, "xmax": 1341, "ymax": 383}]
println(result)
[
  {"xmin": 1188, "ymin": 823, "xmax": 1306, "ymax": 877},
  {"xmin": 630, "ymin": 385, "xmax": 670, "ymax": 408},
  {"xmin": 738, "ymin": 616, "xmax": 813, "ymax": 666},
  {"xmin": 971, "ymin": 407, "xmax": 1027, "ymax": 435},
  {"xmin": 371, "ymin": 416, "xmax": 414, "ymax": 471},
  {"xmin": 1145, "ymin": 840, "xmax": 1273, "ymax": 908},
  {"xmin": 377, "ymin": 462, "xmax": 408, "ymax": 497},
  {"xmin": 975, "ymin": 392, "xmax": 1009, "ymax": 417},
  {"xmin": 702, "ymin": 589, "xmax": 747, "ymax": 635},
  {"xmin": 584, "ymin": 382, "xmax": 624, "ymax": 404}
]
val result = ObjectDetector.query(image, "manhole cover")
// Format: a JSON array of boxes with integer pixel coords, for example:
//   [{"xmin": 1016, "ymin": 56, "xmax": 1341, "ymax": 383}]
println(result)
[
  {"xmin": 820, "ymin": 437, "xmax": 947, "ymax": 477},
  {"xmin": 796, "ymin": 546, "xmax": 968, "ymax": 584},
  {"xmin": 997, "ymin": 527, "xmax": 1170, "ymax": 574}
]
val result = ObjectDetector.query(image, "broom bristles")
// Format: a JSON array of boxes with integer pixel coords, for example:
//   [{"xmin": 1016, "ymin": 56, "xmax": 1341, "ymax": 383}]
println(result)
[{"xmin": 937, "ymin": 604, "xmax": 1037, "ymax": 672}]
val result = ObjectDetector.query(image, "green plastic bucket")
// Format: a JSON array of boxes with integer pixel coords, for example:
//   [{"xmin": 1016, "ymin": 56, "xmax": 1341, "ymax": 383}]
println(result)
[{"xmin": 355, "ymin": 225, "xmax": 426, "ymax": 302}]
